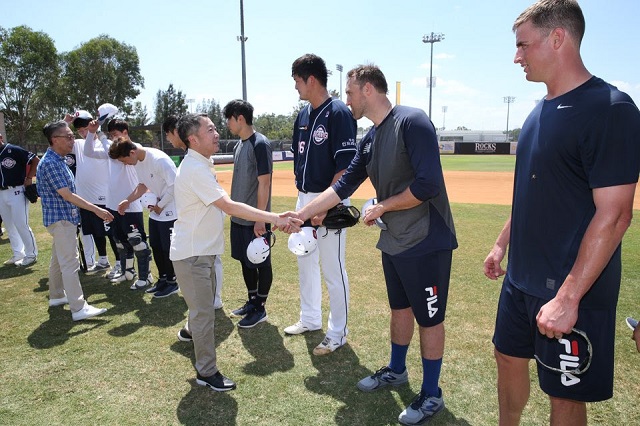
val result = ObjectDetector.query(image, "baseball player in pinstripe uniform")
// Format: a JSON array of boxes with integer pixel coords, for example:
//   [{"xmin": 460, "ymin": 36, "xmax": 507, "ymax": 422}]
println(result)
[
  {"xmin": 0, "ymin": 133, "xmax": 39, "ymax": 266},
  {"xmin": 284, "ymin": 54, "xmax": 357, "ymax": 356}
]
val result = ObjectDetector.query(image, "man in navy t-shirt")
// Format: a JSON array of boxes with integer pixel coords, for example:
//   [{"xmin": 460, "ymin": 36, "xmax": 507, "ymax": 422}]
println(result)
[{"xmin": 483, "ymin": 1, "xmax": 640, "ymax": 424}]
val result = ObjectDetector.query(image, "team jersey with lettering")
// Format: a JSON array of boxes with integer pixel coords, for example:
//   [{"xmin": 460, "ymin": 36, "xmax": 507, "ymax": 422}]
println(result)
[
  {"xmin": 508, "ymin": 76, "xmax": 640, "ymax": 308},
  {"xmin": 292, "ymin": 98, "xmax": 357, "ymax": 193}
]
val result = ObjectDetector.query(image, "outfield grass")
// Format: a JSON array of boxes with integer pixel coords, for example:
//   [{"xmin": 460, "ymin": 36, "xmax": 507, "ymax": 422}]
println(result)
[
  {"xmin": 1, "ymin": 196, "xmax": 638, "ymax": 425},
  {"xmin": 215, "ymin": 154, "xmax": 518, "ymax": 173}
]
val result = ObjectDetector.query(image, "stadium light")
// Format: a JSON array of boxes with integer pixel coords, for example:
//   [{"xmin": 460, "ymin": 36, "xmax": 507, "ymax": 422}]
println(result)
[
  {"xmin": 504, "ymin": 96, "xmax": 516, "ymax": 141},
  {"xmin": 238, "ymin": 0, "xmax": 248, "ymax": 100},
  {"xmin": 336, "ymin": 64, "xmax": 343, "ymax": 100},
  {"xmin": 422, "ymin": 32, "xmax": 444, "ymax": 119}
]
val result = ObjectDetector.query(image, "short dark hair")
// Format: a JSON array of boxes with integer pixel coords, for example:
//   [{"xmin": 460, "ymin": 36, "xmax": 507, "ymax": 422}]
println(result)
[
  {"xmin": 108, "ymin": 137, "xmax": 137, "ymax": 160},
  {"xmin": 222, "ymin": 99, "xmax": 254, "ymax": 125},
  {"xmin": 177, "ymin": 113, "xmax": 208, "ymax": 148},
  {"xmin": 514, "ymin": 0, "xmax": 585, "ymax": 45},
  {"xmin": 347, "ymin": 64, "xmax": 389, "ymax": 94},
  {"xmin": 72, "ymin": 117, "xmax": 91, "ymax": 130},
  {"xmin": 107, "ymin": 119, "xmax": 129, "ymax": 133},
  {"xmin": 162, "ymin": 115, "xmax": 179, "ymax": 134},
  {"xmin": 291, "ymin": 54, "xmax": 328, "ymax": 88},
  {"xmin": 42, "ymin": 121, "xmax": 69, "ymax": 145}
]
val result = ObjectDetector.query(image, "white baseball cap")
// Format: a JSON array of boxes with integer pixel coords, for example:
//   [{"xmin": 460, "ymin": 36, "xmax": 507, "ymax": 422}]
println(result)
[
  {"xmin": 140, "ymin": 192, "xmax": 158, "ymax": 209},
  {"xmin": 246, "ymin": 232, "xmax": 274, "ymax": 264}
]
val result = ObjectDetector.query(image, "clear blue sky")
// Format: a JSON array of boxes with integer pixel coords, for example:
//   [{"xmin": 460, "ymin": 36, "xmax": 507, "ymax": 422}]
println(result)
[{"xmin": 4, "ymin": 0, "xmax": 639, "ymax": 131}]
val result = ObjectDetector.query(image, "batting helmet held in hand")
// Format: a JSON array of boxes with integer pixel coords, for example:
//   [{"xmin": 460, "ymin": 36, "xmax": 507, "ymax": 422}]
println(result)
[
  {"xmin": 246, "ymin": 232, "xmax": 275, "ymax": 264},
  {"xmin": 287, "ymin": 227, "xmax": 318, "ymax": 256},
  {"xmin": 97, "ymin": 103, "xmax": 119, "ymax": 124},
  {"xmin": 140, "ymin": 192, "xmax": 158, "ymax": 209},
  {"xmin": 362, "ymin": 198, "xmax": 387, "ymax": 230}
]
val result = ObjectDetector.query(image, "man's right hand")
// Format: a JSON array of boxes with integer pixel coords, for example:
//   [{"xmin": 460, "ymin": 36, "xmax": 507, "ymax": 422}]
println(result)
[
  {"xmin": 87, "ymin": 120, "xmax": 100, "ymax": 133},
  {"xmin": 483, "ymin": 244, "xmax": 507, "ymax": 280}
]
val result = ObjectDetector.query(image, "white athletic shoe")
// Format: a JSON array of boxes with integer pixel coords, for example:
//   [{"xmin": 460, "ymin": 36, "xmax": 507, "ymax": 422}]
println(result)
[
  {"xmin": 3, "ymin": 255, "xmax": 24, "ymax": 266},
  {"xmin": 130, "ymin": 273, "xmax": 153, "ymax": 290},
  {"xmin": 15, "ymin": 256, "xmax": 37, "ymax": 267},
  {"xmin": 283, "ymin": 320, "xmax": 321, "ymax": 335},
  {"xmin": 72, "ymin": 304, "xmax": 107, "ymax": 321},
  {"xmin": 106, "ymin": 264, "xmax": 123, "ymax": 280},
  {"xmin": 312, "ymin": 336, "xmax": 344, "ymax": 355}
]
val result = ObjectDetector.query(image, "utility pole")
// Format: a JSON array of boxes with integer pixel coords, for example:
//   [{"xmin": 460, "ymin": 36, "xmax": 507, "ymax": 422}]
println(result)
[
  {"xmin": 504, "ymin": 96, "xmax": 516, "ymax": 141},
  {"xmin": 238, "ymin": 0, "xmax": 248, "ymax": 100},
  {"xmin": 442, "ymin": 106, "xmax": 447, "ymax": 130},
  {"xmin": 422, "ymin": 32, "xmax": 444, "ymax": 118},
  {"xmin": 336, "ymin": 64, "xmax": 343, "ymax": 100}
]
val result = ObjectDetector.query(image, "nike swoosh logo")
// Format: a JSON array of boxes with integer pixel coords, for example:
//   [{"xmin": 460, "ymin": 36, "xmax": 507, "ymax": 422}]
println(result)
[{"xmin": 557, "ymin": 104, "xmax": 573, "ymax": 109}]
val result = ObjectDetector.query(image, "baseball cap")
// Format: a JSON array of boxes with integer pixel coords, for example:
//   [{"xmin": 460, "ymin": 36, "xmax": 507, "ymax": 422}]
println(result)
[{"xmin": 72, "ymin": 110, "xmax": 93, "ymax": 129}]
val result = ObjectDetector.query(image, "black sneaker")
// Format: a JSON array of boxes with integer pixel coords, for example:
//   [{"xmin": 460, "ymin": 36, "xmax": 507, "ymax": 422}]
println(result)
[
  {"xmin": 230, "ymin": 301, "xmax": 253, "ymax": 318},
  {"xmin": 177, "ymin": 327, "xmax": 192, "ymax": 342},
  {"xmin": 196, "ymin": 371, "xmax": 236, "ymax": 392},
  {"xmin": 145, "ymin": 278, "xmax": 167, "ymax": 294},
  {"xmin": 153, "ymin": 283, "xmax": 179, "ymax": 298},
  {"xmin": 238, "ymin": 309, "xmax": 267, "ymax": 328}
]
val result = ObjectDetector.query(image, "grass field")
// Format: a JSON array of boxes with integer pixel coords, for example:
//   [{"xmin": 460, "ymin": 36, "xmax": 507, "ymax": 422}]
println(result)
[{"xmin": 0, "ymin": 157, "xmax": 638, "ymax": 425}]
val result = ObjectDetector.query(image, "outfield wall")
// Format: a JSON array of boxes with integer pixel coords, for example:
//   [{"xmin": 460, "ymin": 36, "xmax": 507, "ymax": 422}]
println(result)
[{"xmin": 439, "ymin": 142, "xmax": 517, "ymax": 155}]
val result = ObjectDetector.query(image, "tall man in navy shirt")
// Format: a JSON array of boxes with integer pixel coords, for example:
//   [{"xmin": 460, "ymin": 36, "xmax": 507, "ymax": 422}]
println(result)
[
  {"xmin": 483, "ymin": 1, "xmax": 640, "ymax": 425},
  {"xmin": 0, "ymin": 132, "xmax": 39, "ymax": 266},
  {"xmin": 284, "ymin": 54, "xmax": 357, "ymax": 356},
  {"xmin": 284, "ymin": 64, "xmax": 457, "ymax": 425}
]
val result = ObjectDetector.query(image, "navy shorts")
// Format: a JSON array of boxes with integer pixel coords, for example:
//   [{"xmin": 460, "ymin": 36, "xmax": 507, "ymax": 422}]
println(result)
[
  {"xmin": 381, "ymin": 249, "xmax": 452, "ymax": 327},
  {"xmin": 493, "ymin": 277, "xmax": 615, "ymax": 402},
  {"xmin": 148, "ymin": 218, "xmax": 174, "ymax": 252},
  {"xmin": 230, "ymin": 221, "xmax": 271, "ymax": 268},
  {"xmin": 80, "ymin": 204, "xmax": 109, "ymax": 237}
]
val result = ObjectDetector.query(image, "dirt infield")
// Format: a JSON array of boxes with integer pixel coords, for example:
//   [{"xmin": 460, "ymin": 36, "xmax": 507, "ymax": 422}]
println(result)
[
  {"xmin": 215, "ymin": 169, "xmax": 515, "ymax": 205},
  {"xmin": 215, "ymin": 169, "xmax": 640, "ymax": 209}
]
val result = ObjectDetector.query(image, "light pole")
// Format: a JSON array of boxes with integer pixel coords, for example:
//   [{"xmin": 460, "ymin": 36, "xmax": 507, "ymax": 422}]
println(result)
[
  {"xmin": 504, "ymin": 96, "xmax": 516, "ymax": 141},
  {"xmin": 442, "ymin": 106, "xmax": 447, "ymax": 130},
  {"xmin": 186, "ymin": 98, "xmax": 195, "ymax": 113},
  {"xmin": 238, "ymin": 0, "xmax": 248, "ymax": 100},
  {"xmin": 422, "ymin": 32, "xmax": 444, "ymax": 119},
  {"xmin": 336, "ymin": 64, "xmax": 343, "ymax": 100}
]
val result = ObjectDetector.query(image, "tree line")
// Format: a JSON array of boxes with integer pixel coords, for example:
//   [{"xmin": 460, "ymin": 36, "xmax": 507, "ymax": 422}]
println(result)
[{"xmin": 0, "ymin": 25, "xmax": 309, "ymax": 148}]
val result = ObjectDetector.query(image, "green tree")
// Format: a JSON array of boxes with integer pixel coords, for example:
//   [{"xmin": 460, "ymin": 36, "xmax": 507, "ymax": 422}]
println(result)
[
  {"xmin": 456, "ymin": 125, "xmax": 470, "ymax": 131},
  {"xmin": 153, "ymin": 83, "xmax": 187, "ymax": 125},
  {"xmin": 61, "ymin": 35, "xmax": 144, "ymax": 115},
  {"xmin": 197, "ymin": 98, "xmax": 232, "ymax": 140},
  {"xmin": 125, "ymin": 101, "xmax": 154, "ymax": 146},
  {"xmin": 0, "ymin": 25, "xmax": 59, "ymax": 144}
]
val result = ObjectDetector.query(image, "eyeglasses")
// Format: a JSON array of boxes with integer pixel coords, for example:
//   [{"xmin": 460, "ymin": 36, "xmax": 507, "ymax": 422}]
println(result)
[
  {"xmin": 52, "ymin": 135, "xmax": 74, "ymax": 140},
  {"xmin": 534, "ymin": 327, "xmax": 593, "ymax": 375}
]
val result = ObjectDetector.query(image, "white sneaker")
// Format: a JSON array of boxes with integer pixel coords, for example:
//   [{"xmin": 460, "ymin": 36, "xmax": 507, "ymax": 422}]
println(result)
[
  {"xmin": 3, "ymin": 255, "xmax": 24, "ymax": 266},
  {"xmin": 72, "ymin": 304, "xmax": 107, "ymax": 321},
  {"xmin": 85, "ymin": 262, "xmax": 111, "ymax": 274},
  {"xmin": 313, "ymin": 336, "xmax": 344, "ymax": 355},
  {"xmin": 16, "ymin": 256, "xmax": 37, "ymax": 267},
  {"xmin": 130, "ymin": 273, "xmax": 153, "ymax": 290},
  {"xmin": 284, "ymin": 320, "xmax": 321, "ymax": 335},
  {"xmin": 111, "ymin": 269, "xmax": 136, "ymax": 283},
  {"xmin": 627, "ymin": 317, "xmax": 638, "ymax": 330},
  {"xmin": 106, "ymin": 264, "xmax": 123, "ymax": 280},
  {"xmin": 49, "ymin": 295, "xmax": 68, "ymax": 307}
]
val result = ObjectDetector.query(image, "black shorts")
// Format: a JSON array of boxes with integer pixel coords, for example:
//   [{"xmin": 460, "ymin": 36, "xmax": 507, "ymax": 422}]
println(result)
[
  {"xmin": 80, "ymin": 204, "xmax": 109, "ymax": 237},
  {"xmin": 230, "ymin": 221, "xmax": 271, "ymax": 268},
  {"xmin": 381, "ymin": 249, "xmax": 452, "ymax": 327},
  {"xmin": 108, "ymin": 209, "xmax": 146, "ymax": 245},
  {"xmin": 493, "ymin": 277, "xmax": 615, "ymax": 402},
  {"xmin": 148, "ymin": 218, "xmax": 174, "ymax": 252}
]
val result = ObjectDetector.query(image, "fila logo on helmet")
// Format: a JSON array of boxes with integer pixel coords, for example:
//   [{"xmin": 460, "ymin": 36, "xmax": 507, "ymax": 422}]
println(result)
[
  {"xmin": 313, "ymin": 125, "xmax": 328, "ymax": 144},
  {"xmin": 558, "ymin": 338, "xmax": 581, "ymax": 387},
  {"xmin": 425, "ymin": 286, "xmax": 438, "ymax": 318}
]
